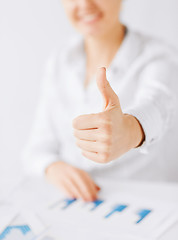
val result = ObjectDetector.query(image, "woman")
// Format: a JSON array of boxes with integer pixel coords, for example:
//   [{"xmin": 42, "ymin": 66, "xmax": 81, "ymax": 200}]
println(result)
[{"xmin": 23, "ymin": 0, "xmax": 178, "ymax": 202}]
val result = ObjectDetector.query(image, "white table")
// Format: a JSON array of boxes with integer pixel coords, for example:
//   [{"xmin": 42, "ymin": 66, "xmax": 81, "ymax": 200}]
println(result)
[{"xmin": 1, "ymin": 175, "xmax": 178, "ymax": 240}]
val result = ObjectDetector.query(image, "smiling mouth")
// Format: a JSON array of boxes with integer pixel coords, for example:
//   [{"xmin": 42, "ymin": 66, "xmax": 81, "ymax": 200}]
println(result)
[{"xmin": 79, "ymin": 13, "xmax": 102, "ymax": 24}]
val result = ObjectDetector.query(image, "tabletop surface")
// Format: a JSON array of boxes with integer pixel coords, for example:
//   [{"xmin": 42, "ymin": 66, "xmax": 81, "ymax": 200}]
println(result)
[{"xmin": 1, "ymin": 174, "xmax": 178, "ymax": 240}]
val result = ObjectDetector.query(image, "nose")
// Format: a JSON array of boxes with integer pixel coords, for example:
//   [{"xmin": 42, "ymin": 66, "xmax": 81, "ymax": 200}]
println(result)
[{"xmin": 77, "ymin": 0, "xmax": 96, "ymax": 9}]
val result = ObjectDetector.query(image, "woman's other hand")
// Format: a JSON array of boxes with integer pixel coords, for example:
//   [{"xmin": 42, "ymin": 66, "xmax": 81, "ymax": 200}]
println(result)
[{"xmin": 45, "ymin": 161, "xmax": 101, "ymax": 202}]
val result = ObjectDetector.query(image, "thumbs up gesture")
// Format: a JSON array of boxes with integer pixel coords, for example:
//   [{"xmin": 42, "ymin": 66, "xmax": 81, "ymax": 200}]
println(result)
[{"xmin": 73, "ymin": 67, "xmax": 144, "ymax": 163}]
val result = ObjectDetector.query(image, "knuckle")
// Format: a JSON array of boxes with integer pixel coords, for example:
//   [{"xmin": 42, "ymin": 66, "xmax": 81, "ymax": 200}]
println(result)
[
  {"xmin": 100, "ymin": 152, "xmax": 110, "ymax": 163},
  {"xmin": 91, "ymin": 113, "xmax": 97, "ymax": 118},
  {"xmin": 81, "ymin": 151, "xmax": 86, "ymax": 157},
  {"xmin": 72, "ymin": 170, "xmax": 82, "ymax": 181},
  {"xmin": 76, "ymin": 139, "xmax": 81, "ymax": 147},
  {"xmin": 102, "ymin": 134, "xmax": 111, "ymax": 145},
  {"xmin": 76, "ymin": 168, "xmax": 84, "ymax": 178},
  {"xmin": 72, "ymin": 117, "xmax": 78, "ymax": 129},
  {"xmin": 98, "ymin": 112, "xmax": 109, "ymax": 123},
  {"xmin": 102, "ymin": 142, "xmax": 111, "ymax": 154},
  {"xmin": 82, "ymin": 151, "xmax": 91, "ymax": 161},
  {"xmin": 105, "ymin": 122, "xmax": 112, "ymax": 134},
  {"xmin": 59, "ymin": 179, "xmax": 66, "ymax": 188},
  {"xmin": 98, "ymin": 112, "xmax": 105, "ymax": 121},
  {"xmin": 85, "ymin": 155, "xmax": 95, "ymax": 161},
  {"xmin": 73, "ymin": 129, "xmax": 78, "ymax": 137},
  {"xmin": 101, "ymin": 120, "xmax": 112, "ymax": 134}
]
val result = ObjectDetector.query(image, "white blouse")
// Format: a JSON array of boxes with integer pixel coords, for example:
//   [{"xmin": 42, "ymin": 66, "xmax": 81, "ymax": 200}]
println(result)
[{"xmin": 22, "ymin": 28, "xmax": 178, "ymax": 181}]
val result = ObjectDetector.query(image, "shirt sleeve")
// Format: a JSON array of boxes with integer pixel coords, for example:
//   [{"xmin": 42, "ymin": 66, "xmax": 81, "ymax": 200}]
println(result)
[
  {"xmin": 124, "ymin": 56, "xmax": 178, "ymax": 153},
  {"xmin": 21, "ymin": 53, "xmax": 61, "ymax": 176}
]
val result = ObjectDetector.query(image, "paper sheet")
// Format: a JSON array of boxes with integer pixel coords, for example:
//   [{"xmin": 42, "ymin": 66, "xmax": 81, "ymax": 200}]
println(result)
[
  {"xmin": 1, "ymin": 177, "xmax": 178, "ymax": 240},
  {"xmin": 38, "ymin": 193, "xmax": 178, "ymax": 240}
]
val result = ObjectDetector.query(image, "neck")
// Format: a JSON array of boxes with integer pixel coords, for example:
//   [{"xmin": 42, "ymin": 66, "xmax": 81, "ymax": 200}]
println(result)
[{"xmin": 84, "ymin": 22, "xmax": 125, "ymax": 70}]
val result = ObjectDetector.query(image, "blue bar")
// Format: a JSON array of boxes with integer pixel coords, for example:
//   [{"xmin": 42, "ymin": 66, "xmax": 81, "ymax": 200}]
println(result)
[
  {"xmin": 136, "ymin": 209, "xmax": 152, "ymax": 224},
  {"xmin": 0, "ymin": 225, "xmax": 31, "ymax": 240},
  {"xmin": 61, "ymin": 198, "xmax": 77, "ymax": 210},
  {"xmin": 105, "ymin": 204, "xmax": 127, "ymax": 219},
  {"xmin": 90, "ymin": 199, "xmax": 104, "ymax": 211}
]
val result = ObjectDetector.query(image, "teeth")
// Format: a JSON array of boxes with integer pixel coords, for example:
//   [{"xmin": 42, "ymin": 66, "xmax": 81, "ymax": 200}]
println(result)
[{"xmin": 82, "ymin": 13, "xmax": 99, "ymax": 22}]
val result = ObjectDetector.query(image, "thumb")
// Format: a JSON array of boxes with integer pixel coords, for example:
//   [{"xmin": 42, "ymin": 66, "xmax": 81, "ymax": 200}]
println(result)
[{"xmin": 96, "ymin": 67, "xmax": 120, "ymax": 110}]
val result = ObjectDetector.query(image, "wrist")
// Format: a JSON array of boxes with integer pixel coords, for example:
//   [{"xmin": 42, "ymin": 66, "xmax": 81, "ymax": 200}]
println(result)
[
  {"xmin": 45, "ymin": 161, "xmax": 63, "ymax": 177},
  {"xmin": 124, "ymin": 114, "xmax": 145, "ymax": 149}
]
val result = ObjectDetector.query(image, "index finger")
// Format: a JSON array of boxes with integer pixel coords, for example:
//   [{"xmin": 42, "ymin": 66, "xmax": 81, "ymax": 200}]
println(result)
[
  {"xmin": 72, "ymin": 113, "xmax": 100, "ymax": 130},
  {"xmin": 74, "ymin": 172, "xmax": 99, "ymax": 201}
]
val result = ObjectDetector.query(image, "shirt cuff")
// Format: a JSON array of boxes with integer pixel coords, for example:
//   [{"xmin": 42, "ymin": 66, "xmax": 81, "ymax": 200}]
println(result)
[
  {"xmin": 21, "ymin": 150, "xmax": 59, "ymax": 178},
  {"xmin": 123, "ymin": 102, "xmax": 163, "ymax": 154}
]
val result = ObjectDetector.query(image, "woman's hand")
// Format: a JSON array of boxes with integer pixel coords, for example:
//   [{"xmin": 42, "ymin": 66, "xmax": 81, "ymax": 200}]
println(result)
[
  {"xmin": 73, "ymin": 67, "xmax": 145, "ymax": 163},
  {"xmin": 45, "ymin": 161, "xmax": 101, "ymax": 202}
]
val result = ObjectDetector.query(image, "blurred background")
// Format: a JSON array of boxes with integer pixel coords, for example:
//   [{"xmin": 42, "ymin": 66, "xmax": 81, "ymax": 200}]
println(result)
[{"xmin": 0, "ymin": 0, "xmax": 178, "ymax": 187}]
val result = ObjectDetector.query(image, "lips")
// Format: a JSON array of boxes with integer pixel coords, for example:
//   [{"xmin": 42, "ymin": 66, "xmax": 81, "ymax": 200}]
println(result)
[{"xmin": 79, "ymin": 13, "xmax": 102, "ymax": 24}]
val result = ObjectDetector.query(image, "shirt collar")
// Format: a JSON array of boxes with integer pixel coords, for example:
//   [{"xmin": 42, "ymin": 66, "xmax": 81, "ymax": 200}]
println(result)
[
  {"xmin": 108, "ymin": 28, "xmax": 144, "ymax": 75},
  {"xmin": 66, "ymin": 28, "xmax": 144, "ymax": 81}
]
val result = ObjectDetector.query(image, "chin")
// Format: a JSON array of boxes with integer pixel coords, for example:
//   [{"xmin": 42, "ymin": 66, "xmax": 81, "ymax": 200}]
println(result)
[
  {"xmin": 83, "ymin": 30, "xmax": 101, "ymax": 38},
  {"xmin": 75, "ymin": 16, "xmax": 107, "ymax": 36},
  {"xmin": 79, "ymin": 25, "xmax": 106, "ymax": 38}
]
